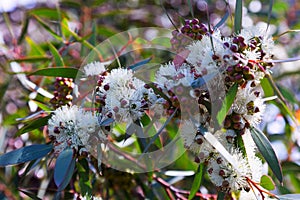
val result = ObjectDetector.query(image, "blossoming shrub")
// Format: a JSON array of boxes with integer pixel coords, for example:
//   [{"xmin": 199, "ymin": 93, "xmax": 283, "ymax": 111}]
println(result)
[{"xmin": 0, "ymin": 1, "xmax": 300, "ymax": 200}]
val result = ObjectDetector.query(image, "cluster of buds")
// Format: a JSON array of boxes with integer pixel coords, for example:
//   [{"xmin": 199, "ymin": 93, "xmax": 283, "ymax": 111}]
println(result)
[
  {"xmin": 223, "ymin": 35, "xmax": 274, "ymax": 86},
  {"xmin": 50, "ymin": 77, "xmax": 74, "ymax": 109},
  {"xmin": 171, "ymin": 18, "xmax": 208, "ymax": 52}
]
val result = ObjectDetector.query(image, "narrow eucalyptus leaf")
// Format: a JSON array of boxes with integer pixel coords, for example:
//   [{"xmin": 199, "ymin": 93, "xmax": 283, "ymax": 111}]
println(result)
[{"xmin": 250, "ymin": 126, "xmax": 283, "ymax": 183}]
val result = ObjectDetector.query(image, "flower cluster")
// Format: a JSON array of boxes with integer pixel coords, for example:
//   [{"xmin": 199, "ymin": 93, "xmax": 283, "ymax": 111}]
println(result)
[
  {"xmin": 48, "ymin": 105, "xmax": 106, "ymax": 156},
  {"xmin": 47, "ymin": 18, "xmax": 275, "ymax": 199}
]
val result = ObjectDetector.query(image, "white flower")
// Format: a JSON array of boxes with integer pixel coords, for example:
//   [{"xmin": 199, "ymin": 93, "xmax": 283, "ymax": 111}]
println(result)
[
  {"xmin": 48, "ymin": 105, "xmax": 103, "ymax": 155},
  {"xmin": 186, "ymin": 31, "xmax": 233, "ymax": 74},
  {"xmin": 83, "ymin": 61, "xmax": 107, "ymax": 76},
  {"xmin": 102, "ymin": 68, "xmax": 156, "ymax": 123},
  {"xmin": 155, "ymin": 62, "xmax": 194, "ymax": 90},
  {"xmin": 207, "ymin": 148, "xmax": 252, "ymax": 192},
  {"xmin": 230, "ymin": 84, "xmax": 266, "ymax": 126},
  {"xmin": 239, "ymin": 25, "xmax": 274, "ymax": 59}
]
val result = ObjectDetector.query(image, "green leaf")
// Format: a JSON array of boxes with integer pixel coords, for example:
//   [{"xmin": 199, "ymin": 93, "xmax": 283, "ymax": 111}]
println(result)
[
  {"xmin": 0, "ymin": 144, "xmax": 53, "ymax": 166},
  {"xmin": 282, "ymin": 161, "xmax": 300, "ymax": 174},
  {"xmin": 18, "ymin": 16, "xmax": 29, "ymax": 44},
  {"xmin": 261, "ymin": 77, "xmax": 275, "ymax": 97},
  {"xmin": 234, "ymin": 0, "xmax": 243, "ymax": 33},
  {"xmin": 151, "ymin": 37, "xmax": 171, "ymax": 48},
  {"xmin": 16, "ymin": 115, "xmax": 51, "ymax": 136},
  {"xmin": 260, "ymin": 175, "xmax": 275, "ymax": 190},
  {"xmin": 54, "ymin": 148, "xmax": 75, "ymax": 191},
  {"xmin": 250, "ymin": 126, "xmax": 283, "ymax": 183},
  {"xmin": 31, "ymin": 100, "xmax": 52, "ymax": 111},
  {"xmin": 26, "ymin": 37, "xmax": 45, "ymax": 56},
  {"xmin": 30, "ymin": 67, "xmax": 84, "ymax": 79},
  {"xmin": 217, "ymin": 191, "xmax": 225, "ymax": 200},
  {"xmin": 49, "ymin": 43, "xmax": 64, "ymax": 67},
  {"xmin": 187, "ymin": 0, "xmax": 194, "ymax": 18},
  {"xmin": 28, "ymin": 8, "xmax": 66, "ymax": 20},
  {"xmin": 32, "ymin": 15, "xmax": 63, "ymax": 41},
  {"xmin": 216, "ymin": 83, "xmax": 238, "ymax": 125},
  {"xmin": 188, "ymin": 163, "xmax": 204, "ymax": 200}
]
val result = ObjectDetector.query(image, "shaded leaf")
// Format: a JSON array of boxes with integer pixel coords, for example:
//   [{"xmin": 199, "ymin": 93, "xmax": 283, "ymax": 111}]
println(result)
[
  {"xmin": 54, "ymin": 148, "xmax": 75, "ymax": 191},
  {"xmin": 16, "ymin": 115, "xmax": 51, "ymax": 136},
  {"xmin": 214, "ymin": 11, "xmax": 229, "ymax": 29},
  {"xmin": 18, "ymin": 16, "xmax": 29, "ymax": 44},
  {"xmin": 0, "ymin": 144, "xmax": 53, "ymax": 166},
  {"xmin": 250, "ymin": 126, "xmax": 283, "ymax": 183},
  {"xmin": 282, "ymin": 161, "xmax": 300, "ymax": 174},
  {"xmin": 127, "ymin": 57, "xmax": 152, "ymax": 71},
  {"xmin": 260, "ymin": 175, "xmax": 275, "ymax": 190},
  {"xmin": 234, "ymin": 0, "xmax": 243, "ymax": 33},
  {"xmin": 266, "ymin": 0, "xmax": 274, "ymax": 31},
  {"xmin": 217, "ymin": 192, "xmax": 225, "ymax": 200},
  {"xmin": 19, "ymin": 189, "xmax": 42, "ymax": 200},
  {"xmin": 141, "ymin": 108, "xmax": 178, "ymax": 155},
  {"xmin": 191, "ymin": 72, "xmax": 218, "ymax": 89},
  {"xmin": 188, "ymin": 163, "xmax": 204, "ymax": 200},
  {"xmin": 30, "ymin": 67, "xmax": 84, "ymax": 79},
  {"xmin": 49, "ymin": 43, "xmax": 64, "ymax": 67},
  {"xmin": 216, "ymin": 83, "xmax": 238, "ymax": 125}
]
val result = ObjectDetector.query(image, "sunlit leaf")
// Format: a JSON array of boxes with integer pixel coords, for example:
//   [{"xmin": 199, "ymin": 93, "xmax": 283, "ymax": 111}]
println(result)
[
  {"xmin": 30, "ymin": 67, "xmax": 84, "ymax": 79},
  {"xmin": 250, "ymin": 126, "xmax": 283, "ymax": 183},
  {"xmin": 16, "ymin": 115, "xmax": 51, "ymax": 136},
  {"xmin": 261, "ymin": 77, "xmax": 274, "ymax": 97},
  {"xmin": 260, "ymin": 175, "xmax": 275, "ymax": 190},
  {"xmin": 216, "ymin": 83, "xmax": 238, "ymax": 125},
  {"xmin": 0, "ymin": 144, "xmax": 53, "ymax": 166},
  {"xmin": 49, "ymin": 43, "xmax": 64, "ymax": 67},
  {"xmin": 29, "ymin": 8, "xmax": 66, "ymax": 20},
  {"xmin": 188, "ymin": 163, "xmax": 204, "ymax": 200},
  {"xmin": 54, "ymin": 148, "xmax": 75, "ymax": 191}
]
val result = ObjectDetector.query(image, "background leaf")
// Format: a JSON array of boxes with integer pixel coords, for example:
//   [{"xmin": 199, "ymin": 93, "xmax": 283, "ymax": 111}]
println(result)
[
  {"xmin": 30, "ymin": 67, "xmax": 84, "ymax": 79},
  {"xmin": 0, "ymin": 144, "xmax": 53, "ymax": 166}
]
